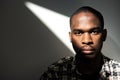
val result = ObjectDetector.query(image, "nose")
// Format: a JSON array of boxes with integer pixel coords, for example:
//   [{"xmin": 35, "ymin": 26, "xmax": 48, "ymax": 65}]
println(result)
[{"xmin": 82, "ymin": 33, "xmax": 93, "ymax": 45}]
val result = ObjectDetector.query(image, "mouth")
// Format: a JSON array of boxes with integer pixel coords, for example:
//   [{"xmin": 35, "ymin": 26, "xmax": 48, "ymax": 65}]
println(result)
[
  {"xmin": 81, "ymin": 46, "xmax": 95, "ymax": 55},
  {"xmin": 81, "ymin": 48, "xmax": 97, "ymax": 58},
  {"xmin": 82, "ymin": 49, "xmax": 94, "ymax": 54}
]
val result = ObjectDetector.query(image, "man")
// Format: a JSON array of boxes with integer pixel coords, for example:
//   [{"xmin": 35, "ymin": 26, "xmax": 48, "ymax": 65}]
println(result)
[{"xmin": 40, "ymin": 6, "xmax": 120, "ymax": 80}]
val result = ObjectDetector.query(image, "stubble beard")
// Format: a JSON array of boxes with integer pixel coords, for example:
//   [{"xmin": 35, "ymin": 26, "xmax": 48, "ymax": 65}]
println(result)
[{"xmin": 72, "ymin": 43, "xmax": 102, "ymax": 60}]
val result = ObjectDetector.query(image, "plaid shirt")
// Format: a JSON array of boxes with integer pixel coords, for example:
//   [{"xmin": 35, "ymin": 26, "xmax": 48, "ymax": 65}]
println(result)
[{"xmin": 40, "ymin": 56, "xmax": 120, "ymax": 80}]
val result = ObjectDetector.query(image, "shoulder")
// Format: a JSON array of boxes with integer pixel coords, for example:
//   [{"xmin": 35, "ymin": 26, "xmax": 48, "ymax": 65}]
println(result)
[
  {"xmin": 104, "ymin": 58, "xmax": 120, "ymax": 73},
  {"xmin": 40, "ymin": 56, "xmax": 74, "ymax": 79},
  {"xmin": 103, "ymin": 56, "xmax": 120, "ymax": 66},
  {"xmin": 109, "ymin": 59, "xmax": 120, "ymax": 68},
  {"xmin": 100, "ymin": 56, "xmax": 120, "ymax": 79},
  {"xmin": 103, "ymin": 56, "xmax": 120, "ymax": 69},
  {"xmin": 108, "ymin": 59, "xmax": 120, "ymax": 79}
]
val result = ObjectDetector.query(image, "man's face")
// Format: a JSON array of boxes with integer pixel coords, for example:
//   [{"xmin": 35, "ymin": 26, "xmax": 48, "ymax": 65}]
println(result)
[{"xmin": 69, "ymin": 12, "xmax": 106, "ymax": 58}]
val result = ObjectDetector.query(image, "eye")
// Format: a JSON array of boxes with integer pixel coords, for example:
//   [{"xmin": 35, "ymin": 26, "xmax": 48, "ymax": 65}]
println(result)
[
  {"xmin": 91, "ymin": 31, "xmax": 98, "ymax": 35},
  {"xmin": 73, "ymin": 30, "xmax": 83, "ymax": 36},
  {"xmin": 90, "ymin": 29, "xmax": 101, "ymax": 35}
]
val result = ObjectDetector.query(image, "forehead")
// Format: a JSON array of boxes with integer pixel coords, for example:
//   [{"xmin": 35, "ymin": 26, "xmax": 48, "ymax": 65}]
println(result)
[
  {"xmin": 71, "ymin": 12, "xmax": 100, "ymax": 29},
  {"xmin": 72, "ymin": 11, "xmax": 99, "ymax": 21}
]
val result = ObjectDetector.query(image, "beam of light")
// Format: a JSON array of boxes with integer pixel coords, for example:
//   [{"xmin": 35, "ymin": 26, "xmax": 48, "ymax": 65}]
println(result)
[{"xmin": 24, "ymin": 1, "xmax": 75, "ymax": 54}]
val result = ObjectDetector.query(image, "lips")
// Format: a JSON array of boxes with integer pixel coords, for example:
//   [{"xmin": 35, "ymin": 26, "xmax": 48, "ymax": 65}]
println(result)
[
  {"xmin": 82, "ymin": 49, "xmax": 94, "ymax": 54},
  {"xmin": 81, "ymin": 46, "xmax": 95, "ymax": 54}
]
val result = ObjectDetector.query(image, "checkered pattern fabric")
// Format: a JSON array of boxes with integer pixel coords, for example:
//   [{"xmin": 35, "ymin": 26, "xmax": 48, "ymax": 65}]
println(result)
[
  {"xmin": 40, "ymin": 56, "xmax": 120, "ymax": 80},
  {"xmin": 101, "ymin": 59, "xmax": 120, "ymax": 80}
]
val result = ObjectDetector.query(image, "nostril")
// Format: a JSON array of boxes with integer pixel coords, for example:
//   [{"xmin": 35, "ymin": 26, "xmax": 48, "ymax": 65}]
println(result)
[{"xmin": 82, "ymin": 41, "xmax": 93, "ymax": 45}]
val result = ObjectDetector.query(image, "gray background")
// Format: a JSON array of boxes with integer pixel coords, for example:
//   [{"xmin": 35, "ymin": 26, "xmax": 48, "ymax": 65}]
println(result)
[{"xmin": 1, "ymin": 0, "xmax": 120, "ymax": 80}]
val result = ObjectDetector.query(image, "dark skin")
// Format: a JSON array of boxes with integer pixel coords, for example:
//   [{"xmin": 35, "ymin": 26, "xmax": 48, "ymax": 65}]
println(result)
[{"xmin": 69, "ymin": 12, "xmax": 107, "ymax": 76}]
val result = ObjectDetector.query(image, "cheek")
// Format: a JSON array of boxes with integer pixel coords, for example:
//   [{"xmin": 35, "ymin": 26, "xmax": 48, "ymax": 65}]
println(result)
[
  {"xmin": 92, "ymin": 36, "xmax": 102, "ymax": 46},
  {"xmin": 71, "ymin": 36, "xmax": 82, "ymax": 46}
]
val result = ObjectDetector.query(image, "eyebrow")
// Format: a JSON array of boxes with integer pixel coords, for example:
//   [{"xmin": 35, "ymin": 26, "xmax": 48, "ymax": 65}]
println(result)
[{"xmin": 72, "ymin": 27, "xmax": 102, "ymax": 32}]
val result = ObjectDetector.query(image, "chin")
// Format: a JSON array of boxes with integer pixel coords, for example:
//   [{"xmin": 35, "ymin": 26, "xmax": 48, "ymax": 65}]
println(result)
[
  {"xmin": 76, "ymin": 52, "xmax": 98, "ymax": 60},
  {"xmin": 84, "ymin": 54, "xmax": 97, "ymax": 59}
]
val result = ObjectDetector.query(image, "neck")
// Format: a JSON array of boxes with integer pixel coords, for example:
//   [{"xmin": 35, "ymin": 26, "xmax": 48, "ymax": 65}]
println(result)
[{"xmin": 75, "ymin": 53, "xmax": 103, "ymax": 75}]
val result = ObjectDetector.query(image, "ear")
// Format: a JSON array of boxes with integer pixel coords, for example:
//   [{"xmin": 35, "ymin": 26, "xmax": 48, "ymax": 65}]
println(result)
[
  {"xmin": 69, "ymin": 32, "xmax": 72, "ymax": 42},
  {"xmin": 102, "ymin": 29, "xmax": 107, "ymax": 41}
]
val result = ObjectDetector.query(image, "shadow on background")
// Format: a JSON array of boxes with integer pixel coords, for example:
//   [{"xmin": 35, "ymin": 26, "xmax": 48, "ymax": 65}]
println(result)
[{"xmin": 1, "ymin": 0, "xmax": 120, "ymax": 80}]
